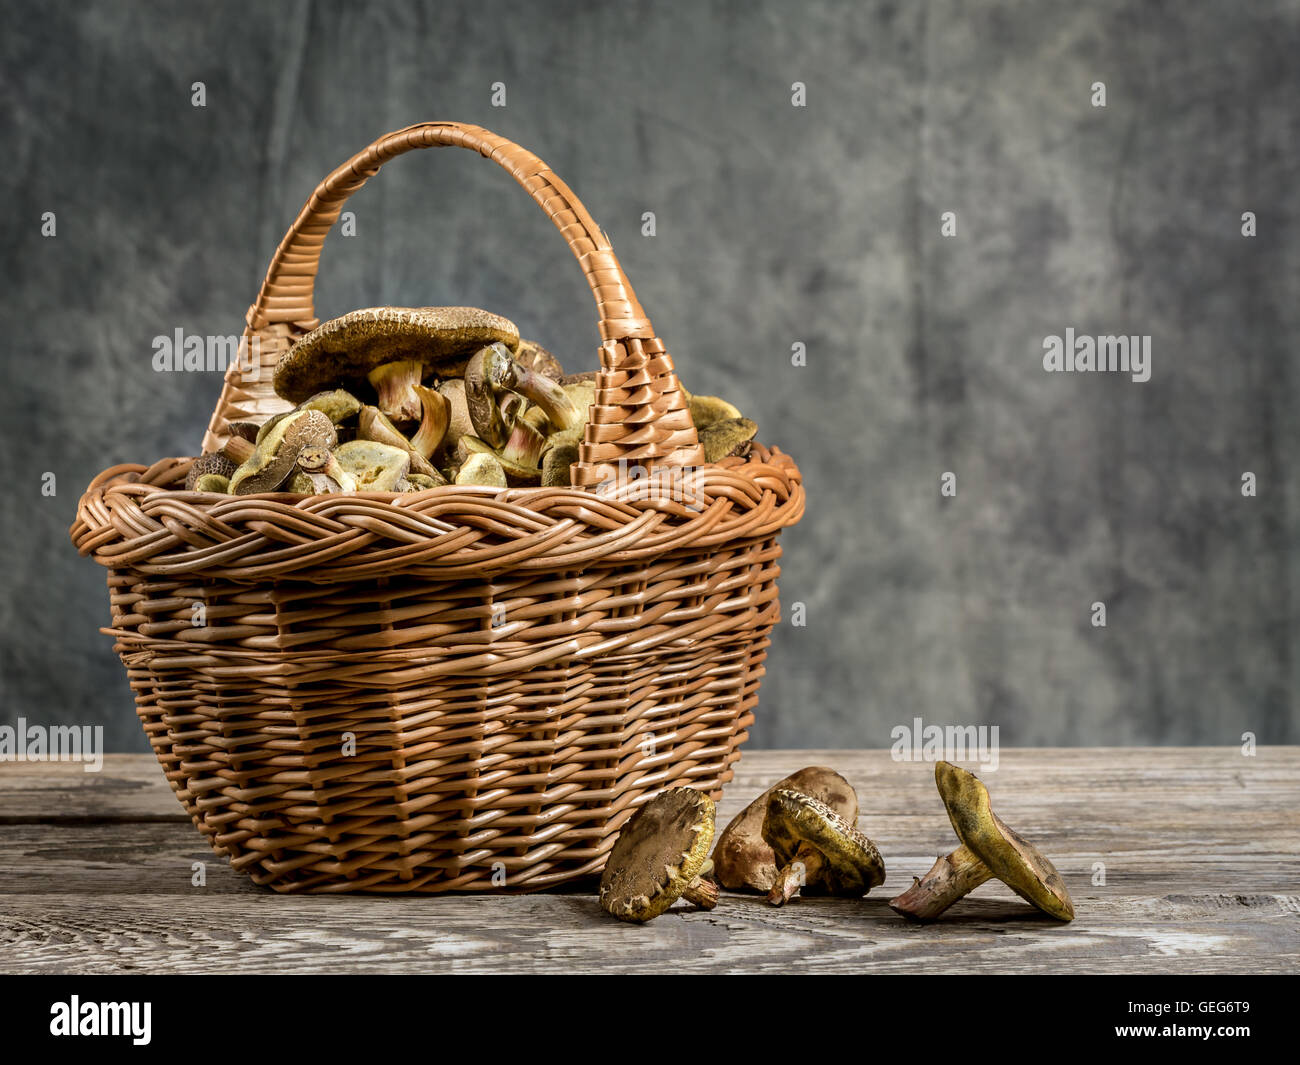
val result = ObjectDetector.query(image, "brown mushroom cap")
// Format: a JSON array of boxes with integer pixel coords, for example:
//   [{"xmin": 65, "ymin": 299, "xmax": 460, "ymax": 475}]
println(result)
[
  {"xmin": 272, "ymin": 306, "xmax": 519, "ymax": 404},
  {"xmin": 185, "ymin": 452, "xmax": 236, "ymax": 491},
  {"xmin": 713, "ymin": 767, "xmax": 858, "ymax": 893},
  {"xmin": 762, "ymin": 789, "xmax": 885, "ymax": 899},
  {"xmin": 599, "ymin": 787, "xmax": 717, "ymax": 923},
  {"xmin": 936, "ymin": 761, "xmax": 1074, "ymax": 921}
]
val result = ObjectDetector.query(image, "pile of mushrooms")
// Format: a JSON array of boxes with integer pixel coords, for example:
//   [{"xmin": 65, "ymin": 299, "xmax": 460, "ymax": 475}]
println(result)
[
  {"xmin": 183, "ymin": 305, "xmax": 759, "ymax": 494},
  {"xmin": 597, "ymin": 762, "xmax": 1074, "ymax": 925}
]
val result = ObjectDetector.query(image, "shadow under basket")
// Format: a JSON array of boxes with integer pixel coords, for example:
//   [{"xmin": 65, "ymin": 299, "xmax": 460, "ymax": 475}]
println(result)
[{"xmin": 70, "ymin": 121, "xmax": 804, "ymax": 893}]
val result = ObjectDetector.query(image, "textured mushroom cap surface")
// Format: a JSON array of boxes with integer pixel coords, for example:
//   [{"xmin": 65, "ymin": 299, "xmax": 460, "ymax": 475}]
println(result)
[
  {"xmin": 515, "ymin": 338, "xmax": 564, "ymax": 381},
  {"xmin": 273, "ymin": 306, "xmax": 520, "ymax": 402},
  {"xmin": 185, "ymin": 452, "xmax": 236, "ymax": 491},
  {"xmin": 935, "ymin": 761, "xmax": 1074, "ymax": 921},
  {"xmin": 599, "ymin": 788, "xmax": 716, "ymax": 923},
  {"xmin": 762, "ymin": 789, "xmax": 885, "ymax": 895},
  {"xmin": 714, "ymin": 767, "xmax": 858, "ymax": 893}
]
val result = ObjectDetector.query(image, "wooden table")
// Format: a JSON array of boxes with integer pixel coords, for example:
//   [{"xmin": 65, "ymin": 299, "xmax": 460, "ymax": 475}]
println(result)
[{"xmin": 1, "ymin": 749, "xmax": 1296, "ymax": 974}]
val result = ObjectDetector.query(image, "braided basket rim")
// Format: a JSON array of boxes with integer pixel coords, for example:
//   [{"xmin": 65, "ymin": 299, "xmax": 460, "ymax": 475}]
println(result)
[{"xmin": 71, "ymin": 443, "xmax": 803, "ymax": 583}]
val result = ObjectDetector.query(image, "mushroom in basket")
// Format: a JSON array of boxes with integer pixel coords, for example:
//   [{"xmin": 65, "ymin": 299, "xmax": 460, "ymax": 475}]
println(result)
[
  {"xmin": 458, "ymin": 341, "xmax": 585, "ymax": 485},
  {"xmin": 273, "ymin": 306, "xmax": 519, "ymax": 425}
]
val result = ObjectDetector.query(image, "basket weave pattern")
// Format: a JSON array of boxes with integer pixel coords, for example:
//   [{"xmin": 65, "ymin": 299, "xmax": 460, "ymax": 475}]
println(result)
[{"xmin": 71, "ymin": 122, "xmax": 803, "ymax": 892}]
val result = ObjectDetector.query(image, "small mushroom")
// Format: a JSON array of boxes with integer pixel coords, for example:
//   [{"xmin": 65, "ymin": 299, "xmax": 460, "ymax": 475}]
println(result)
[
  {"xmin": 761, "ymin": 789, "xmax": 885, "ymax": 906},
  {"xmin": 700, "ymin": 417, "xmax": 757, "ymax": 463},
  {"xmin": 357, "ymin": 405, "xmax": 440, "ymax": 479},
  {"xmin": 185, "ymin": 452, "xmax": 235, "ymax": 491},
  {"xmin": 465, "ymin": 342, "xmax": 583, "ymax": 449},
  {"xmin": 713, "ymin": 767, "xmax": 859, "ymax": 893},
  {"xmin": 888, "ymin": 761, "xmax": 1074, "ymax": 923},
  {"xmin": 689, "ymin": 394, "xmax": 743, "ymax": 429},
  {"xmin": 296, "ymin": 444, "xmax": 357, "ymax": 492},
  {"xmin": 455, "ymin": 452, "xmax": 508, "ymax": 487},
  {"xmin": 409, "ymin": 384, "xmax": 450, "ymax": 459},
  {"xmin": 273, "ymin": 306, "xmax": 519, "ymax": 423},
  {"xmin": 333, "ymin": 440, "xmax": 410, "ymax": 492},
  {"xmin": 598, "ymin": 787, "xmax": 719, "ymax": 923},
  {"xmin": 229, "ymin": 409, "xmax": 336, "ymax": 495}
]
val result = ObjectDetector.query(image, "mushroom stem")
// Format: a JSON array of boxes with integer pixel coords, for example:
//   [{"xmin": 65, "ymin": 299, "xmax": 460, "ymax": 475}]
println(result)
[
  {"xmin": 767, "ymin": 842, "xmax": 827, "ymax": 906},
  {"xmin": 888, "ymin": 844, "xmax": 994, "ymax": 922},
  {"xmin": 681, "ymin": 876, "xmax": 720, "ymax": 911},
  {"xmin": 410, "ymin": 384, "xmax": 450, "ymax": 459},
  {"xmin": 503, "ymin": 362, "xmax": 583, "ymax": 433},
  {"xmin": 221, "ymin": 435, "xmax": 255, "ymax": 465},
  {"xmin": 367, "ymin": 359, "xmax": 425, "ymax": 423},
  {"xmin": 500, "ymin": 419, "xmax": 546, "ymax": 468}
]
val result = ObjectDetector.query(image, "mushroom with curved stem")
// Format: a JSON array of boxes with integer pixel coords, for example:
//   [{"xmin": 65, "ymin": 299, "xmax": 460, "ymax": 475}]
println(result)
[
  {"xmin": 761, "ymin": 789, "xmax": 885, "ymax": 906},
  {"xmin": 295, "ymin": 444, "xmax": 357, "ymax": 493},
  {"xmin": 272, "ymin": 306, "xmax": 519, "ymax": 424},
  {"xmin": 888, "ymin": 761, "xmax": 1074, "ymax": 922},
  {"xmin": 713, "ymin": 767, "xmax": 859, "ymax": 894},
  {"xmin": 409, "ymin": 384, "xmax": 450, "ymax": 460},
  {"xmin": 599, "ymin": 787, "xmax": 719, "ymax": 923},
  {"xmin": 465, "ymin": 343, "xmax": 583, "ymax": 449},
  {"xmin": 357, "ymin": 405, "xmax": 440, "ymax": 479}
]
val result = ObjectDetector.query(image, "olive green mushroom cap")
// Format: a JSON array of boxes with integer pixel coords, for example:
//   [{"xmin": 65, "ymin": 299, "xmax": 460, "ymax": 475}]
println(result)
[
  {"xmin": 762, "ymin": 789, "xmax": 885, "ymax": 896},
  {"xmin": 935, "ymin": 761, "xmax": 1074, "ymax": 921},
  {"xmin": 599, "ymin": 788, "xmax": 716, "ymax": 923},
  {"xmin": 273, "ymin": 306, "xmax": 520, "ymax": 403}
]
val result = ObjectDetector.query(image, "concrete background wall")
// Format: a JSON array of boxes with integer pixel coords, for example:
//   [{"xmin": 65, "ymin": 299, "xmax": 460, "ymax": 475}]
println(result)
[{"xmin": 2, "ymin": 0, "xmax": 1297, "ymax": 752}]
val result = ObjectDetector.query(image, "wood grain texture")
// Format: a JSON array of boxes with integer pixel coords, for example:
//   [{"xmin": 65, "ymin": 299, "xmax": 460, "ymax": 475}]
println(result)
[{"xmin": 1, "ymin": 749, "xmax": 1296, "ymax": 973}]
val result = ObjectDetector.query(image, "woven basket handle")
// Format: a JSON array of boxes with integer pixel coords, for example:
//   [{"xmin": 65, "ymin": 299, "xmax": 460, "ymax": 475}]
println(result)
[{"xmin": 202, "ymin": 121, "xmax": 704, "ymax": 485}]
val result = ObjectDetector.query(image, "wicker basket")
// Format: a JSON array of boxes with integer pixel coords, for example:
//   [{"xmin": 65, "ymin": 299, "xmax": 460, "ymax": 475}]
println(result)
[{"xmin": 70, "ymin": 121, "xmax": 804, "ymax": 893}]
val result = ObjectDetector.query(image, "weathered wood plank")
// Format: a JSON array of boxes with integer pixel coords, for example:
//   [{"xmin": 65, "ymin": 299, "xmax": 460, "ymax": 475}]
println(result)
[
  {"xmin": 1, "ymin": 750, "xmax": 1296, "ymax": 973},
  {"xmin": 0, "ymin": 892, "xmax": 1295, "ymax": 974}
]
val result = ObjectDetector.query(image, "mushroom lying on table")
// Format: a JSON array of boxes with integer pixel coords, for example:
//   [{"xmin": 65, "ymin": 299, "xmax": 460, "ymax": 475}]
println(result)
[
  {"xmin": 889, "ymin": 761, "xmax": 1074, "ymax": 922},
  {"xmin": 761, "ymin": 789, "xmax": 885, "ymax": 906},
  {"xmin": 599, "ymin": 787, "xmax": 719, "ymax": 923},
  {"xmin": 273, "ymin": 306, "xmax": 519, "ymax": 425},
  {"xmin": 712, "ymin": 766, "xmax": 860, "ymax": 894}
]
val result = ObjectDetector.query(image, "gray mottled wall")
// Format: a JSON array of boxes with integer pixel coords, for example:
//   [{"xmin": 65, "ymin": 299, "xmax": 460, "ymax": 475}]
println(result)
[{"xmin": 1, "ymin": 0, "xmax": 1296, "ymax": 752}]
